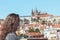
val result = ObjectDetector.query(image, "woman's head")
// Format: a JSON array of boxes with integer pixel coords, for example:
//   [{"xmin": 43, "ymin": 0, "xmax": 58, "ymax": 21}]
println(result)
[
  {"xmin": 0, "ymin": 13, "xmax": 20, "ymax": 40},
  {"xmin": 3, "ymin": 13, "xmax": 20, "ymax": 32}
]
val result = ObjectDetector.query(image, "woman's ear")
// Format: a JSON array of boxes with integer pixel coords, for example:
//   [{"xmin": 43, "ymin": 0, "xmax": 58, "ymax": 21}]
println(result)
[{"xmin": 0, "ymin": 25, "xmax": 3, "ymax": 30}]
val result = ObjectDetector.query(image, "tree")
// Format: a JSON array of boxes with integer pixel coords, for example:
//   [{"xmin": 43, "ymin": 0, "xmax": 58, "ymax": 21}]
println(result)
[
  {"xmin": 41, "ymin": 20, "xmax": 46, "ymax": 25},
  {"xmin": 53, "ymin": 19, "xmax": 56, "ymax": 24},
  {"xmin": 24, "ymin": 18, "xmax": 29, "ymax": 24},
  {"xmin": 28, "ymin": 28, "xmax": 34, "ymax": 32},
  {"xmin": 35, "ymin": 28, "xmax": 40, "ymax": 33},
  {"xmin": 31, "ymin": 18, "xmax": 38, "ymax": 22},
  {"xmin": 53, "ymin": 19, "xmax": 56, "ymax": 22}
]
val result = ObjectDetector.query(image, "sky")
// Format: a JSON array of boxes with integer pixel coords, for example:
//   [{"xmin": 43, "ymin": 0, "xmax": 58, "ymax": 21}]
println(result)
[{"xmin": 0, "ymin": 0, "xmax": 60, "ymax": 19}]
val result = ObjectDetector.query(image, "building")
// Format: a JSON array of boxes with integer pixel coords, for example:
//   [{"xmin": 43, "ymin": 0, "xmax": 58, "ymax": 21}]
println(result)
[
  {"xmin": 52, "ymin": 16, "xmax": 60, "ymax": 24},
  {"xmin": 31, "ymin": 9, "xmax": 53, "ymax": 25},
  {"xmin": 20, "ymin": 16, "xmax": 31, "ymax": 24},
  {"xmin": 20, "ymin": 9, "xmax": 60, "ymax": 30}
]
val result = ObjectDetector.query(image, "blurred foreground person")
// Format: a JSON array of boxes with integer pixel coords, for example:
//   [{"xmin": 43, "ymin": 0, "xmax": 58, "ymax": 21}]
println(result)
[{"xmin": 0, "ymin": 13, "xmax": 20, "ymax": 40}]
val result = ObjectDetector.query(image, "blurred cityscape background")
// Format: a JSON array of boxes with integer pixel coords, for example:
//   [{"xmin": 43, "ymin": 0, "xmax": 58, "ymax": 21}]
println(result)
[{"xmin": 0, "ymin": 9, "xmax": 60, "ymax": 40}]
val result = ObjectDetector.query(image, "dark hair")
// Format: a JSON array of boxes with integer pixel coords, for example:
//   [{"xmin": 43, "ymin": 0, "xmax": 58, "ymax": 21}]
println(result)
[{"xmin": 0, "ymin": 13, "xmax": 20, "ymax": 40}]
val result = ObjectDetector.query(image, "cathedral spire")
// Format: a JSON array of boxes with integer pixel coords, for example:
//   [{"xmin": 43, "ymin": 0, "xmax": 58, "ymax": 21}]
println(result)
[
  {"xmin": 32, "ymin": 9, "xmax": 34, "ymax": 16},
  {"xmin": 35, "ymin": 8, "xmax": 38, "ymax": 13}
]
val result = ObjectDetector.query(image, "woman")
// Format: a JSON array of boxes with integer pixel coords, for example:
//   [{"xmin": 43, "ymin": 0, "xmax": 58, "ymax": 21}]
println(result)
[{"xmin": 0, "ymin": 13, "xmax": 20, "ymax": 40}]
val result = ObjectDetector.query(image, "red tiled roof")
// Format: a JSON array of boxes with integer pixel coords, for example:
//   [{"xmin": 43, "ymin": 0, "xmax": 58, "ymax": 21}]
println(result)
[
  {"xmin": 33, "ymin": 13, "xmax": 53, "ymax": 18},
  {"xmin": 40, "ymin": 25, "xmax": 46, "ymax": 30},
  {"xmin": 39, "ymin": 13, "xmax": 53, "ymax": 17},
  {"xmin": 29, "ymin": 32, "xmax": 42, "ymax": 36},
  {"xmin": 53, "ymin": 24, "xmax": 60, "ymax": 28}
]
